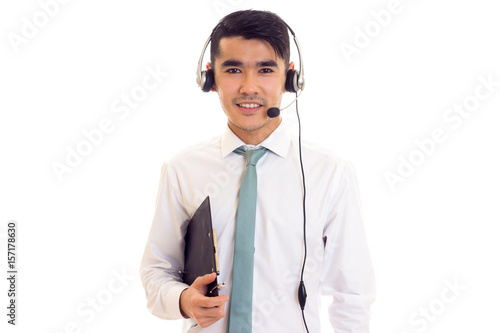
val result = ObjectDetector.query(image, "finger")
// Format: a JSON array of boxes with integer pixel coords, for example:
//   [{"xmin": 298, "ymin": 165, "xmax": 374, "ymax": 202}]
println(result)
[
  {"xmin": 205, "ymin": 295, "xmax": 229, "ymax": 307},
  {"xmin": 193, "ymin": 294, "xmax": 229, "ymax": 309},
  {"xmin": 197, "ymin": 316, "xmax": 224, "ymax": 329},
  {"xmin": 192, "ymin": 304, "xmax": 227, "ymax": 328},
  {"xmin": 196, "ymin": 303, "xmax": 226, "ymax": 318}
]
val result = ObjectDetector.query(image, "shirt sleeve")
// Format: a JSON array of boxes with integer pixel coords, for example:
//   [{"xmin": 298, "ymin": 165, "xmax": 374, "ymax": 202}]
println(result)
[
  {"xmin": 320, "ymin": 160, "xmax": 376, "ymax": 333},
  {"xmin": 140, "ymin": 161, "xmax": 190, "ymax": 320}
]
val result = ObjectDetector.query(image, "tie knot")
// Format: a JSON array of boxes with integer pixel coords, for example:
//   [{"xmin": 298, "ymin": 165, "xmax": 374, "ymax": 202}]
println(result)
[{"xmin": 234, "ymin": 146, "xmax": 267, "ymax": 166}]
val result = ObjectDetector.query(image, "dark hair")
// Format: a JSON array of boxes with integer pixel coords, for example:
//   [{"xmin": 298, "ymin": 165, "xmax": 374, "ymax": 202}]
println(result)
[{"xmin": 210, "ymin": 10, "xmax": 290, "ymax": 68}]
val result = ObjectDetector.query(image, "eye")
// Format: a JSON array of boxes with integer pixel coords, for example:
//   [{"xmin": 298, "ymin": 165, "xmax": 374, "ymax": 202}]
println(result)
[
  {"xmin": 260, "ymin": 68, "xmax": 274, "ymax": 73},
  {"xmin": 226, "ymin": 68, "xmax": 241, "ymax": 74}
]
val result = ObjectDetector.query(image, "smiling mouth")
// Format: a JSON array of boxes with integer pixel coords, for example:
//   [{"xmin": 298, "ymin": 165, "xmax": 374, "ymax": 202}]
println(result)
[
  {"xmin": 236, "ymin": 103, "xmax": 264, "ymax": 115},
  {"xmin": 237, "ymin": 103, "xmax": 262, "ymax": 109}
]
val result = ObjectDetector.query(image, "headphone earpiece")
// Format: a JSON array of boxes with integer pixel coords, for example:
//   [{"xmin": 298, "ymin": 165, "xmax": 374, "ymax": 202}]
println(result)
[
  {"xmin": 201, "ymin": 69, "xmax": 215, "ymax": 92},
  {"xmin": 285, "ymin": 69, "xmax": 299, "ymax": 93}
]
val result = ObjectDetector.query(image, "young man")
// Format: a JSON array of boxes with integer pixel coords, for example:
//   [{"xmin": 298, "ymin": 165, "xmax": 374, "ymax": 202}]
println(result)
[{"xmin": 140, "ymin": 10, "xmax": 376, "ymax": 333}]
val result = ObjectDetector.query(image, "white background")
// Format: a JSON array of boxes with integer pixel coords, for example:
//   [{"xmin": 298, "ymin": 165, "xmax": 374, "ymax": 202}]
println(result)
[{"xmin": 1, "ymin": 0, "xmax": 499, "ymax": 332}]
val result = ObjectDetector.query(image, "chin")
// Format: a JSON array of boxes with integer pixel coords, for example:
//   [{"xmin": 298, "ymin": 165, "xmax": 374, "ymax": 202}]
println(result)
[{"xmin": 229, "ymin": 117, "xmax": 271, "ymax": 132}]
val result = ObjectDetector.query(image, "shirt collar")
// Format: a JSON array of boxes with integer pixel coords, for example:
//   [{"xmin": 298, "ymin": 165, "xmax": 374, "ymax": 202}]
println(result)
[{"xmin": 220, "ymin": 120, "xmax": 291, "ymax": 158}]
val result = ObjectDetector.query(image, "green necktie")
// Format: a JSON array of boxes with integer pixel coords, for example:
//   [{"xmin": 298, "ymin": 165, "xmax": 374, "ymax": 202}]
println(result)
[{"xmin": 227, "ymin": 146, "xmax": 267, "ymax": 333}]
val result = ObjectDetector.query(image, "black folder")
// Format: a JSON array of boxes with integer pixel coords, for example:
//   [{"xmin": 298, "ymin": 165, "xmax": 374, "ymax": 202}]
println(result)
[{"xmin": 183, "ymin": 196, "xmax": 221, "ymax": 297}]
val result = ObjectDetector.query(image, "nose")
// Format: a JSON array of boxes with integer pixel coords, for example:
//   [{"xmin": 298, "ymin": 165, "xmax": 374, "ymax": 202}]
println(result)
[{"xmin": 239, "ymin": 72, "xmax": 259, "ymax": 95}]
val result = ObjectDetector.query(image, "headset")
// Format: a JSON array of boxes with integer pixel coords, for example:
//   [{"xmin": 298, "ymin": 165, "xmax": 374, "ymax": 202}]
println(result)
[
  {"xmin": 196, "ymin": 23, "xmax": 310, "ymax": 333},
  {"xmin": 196, "ymin": 24, "xmax": 305, "ymax": 97}
]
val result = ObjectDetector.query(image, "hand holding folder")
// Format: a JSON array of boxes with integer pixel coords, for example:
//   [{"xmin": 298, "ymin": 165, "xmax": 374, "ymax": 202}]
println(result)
[{"xmin": 183, "ymin": 196, "xmax": 224, "ymax": 296}]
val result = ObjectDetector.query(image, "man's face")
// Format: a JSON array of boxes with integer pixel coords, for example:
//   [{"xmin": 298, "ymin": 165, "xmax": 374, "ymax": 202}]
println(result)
[{"xmin": 211, "ymin": 36, "xmax": 290, "ymax": 138}]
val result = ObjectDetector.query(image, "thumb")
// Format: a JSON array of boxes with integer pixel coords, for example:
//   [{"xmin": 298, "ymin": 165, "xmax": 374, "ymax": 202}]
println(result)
[{"xmin": 193, "ymin": 272, "xmax": 216, "ymax": 287}]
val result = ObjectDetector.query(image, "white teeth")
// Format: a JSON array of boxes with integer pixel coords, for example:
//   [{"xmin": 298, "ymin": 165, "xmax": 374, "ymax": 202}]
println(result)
[{"xmin": 239, "ymin": 103, "xmax": 260, "ymax": 108}]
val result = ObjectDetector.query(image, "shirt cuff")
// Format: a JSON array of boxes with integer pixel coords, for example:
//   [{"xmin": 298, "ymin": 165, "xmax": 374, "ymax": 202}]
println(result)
[{"xmin": 165, "ymin": 282, "xmax": 189, "ymax": 319}]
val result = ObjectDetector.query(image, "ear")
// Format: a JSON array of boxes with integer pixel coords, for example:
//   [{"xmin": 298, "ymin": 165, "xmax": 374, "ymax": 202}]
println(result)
[{"xmin": 288, "ymin": 61, "xmax": 295, "ymax": 70}]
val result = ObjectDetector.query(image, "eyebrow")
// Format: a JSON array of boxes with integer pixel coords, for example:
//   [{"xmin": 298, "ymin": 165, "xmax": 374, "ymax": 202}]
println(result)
[
  {"xmin": 257, "ymin": 60, "xmax": 279, "ymax": 67},
  {"xmin": 220, "ymin": 59, "xmax": 279, "ymax": 68}
]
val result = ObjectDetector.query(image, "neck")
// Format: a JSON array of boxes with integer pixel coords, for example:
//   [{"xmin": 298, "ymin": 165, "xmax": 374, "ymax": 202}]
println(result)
[{"xmin": 228, "ymin": 117, "xmax": 281, "ymax": 145}]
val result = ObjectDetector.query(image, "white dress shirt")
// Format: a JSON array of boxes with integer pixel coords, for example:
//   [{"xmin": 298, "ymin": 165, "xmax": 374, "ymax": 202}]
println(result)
[{"xmin": 140, "ymin": 120, "xmax": 376, "ymax": 333}]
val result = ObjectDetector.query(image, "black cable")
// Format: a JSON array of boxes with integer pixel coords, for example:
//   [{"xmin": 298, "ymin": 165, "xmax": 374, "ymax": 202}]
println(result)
[
  {"xmin": 302, "ymin": 309, "xmax": 310, "ymax": 333},
  {"xmin": 296, "ymin": 92, "xmax": 310, "ymax": 333}
]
